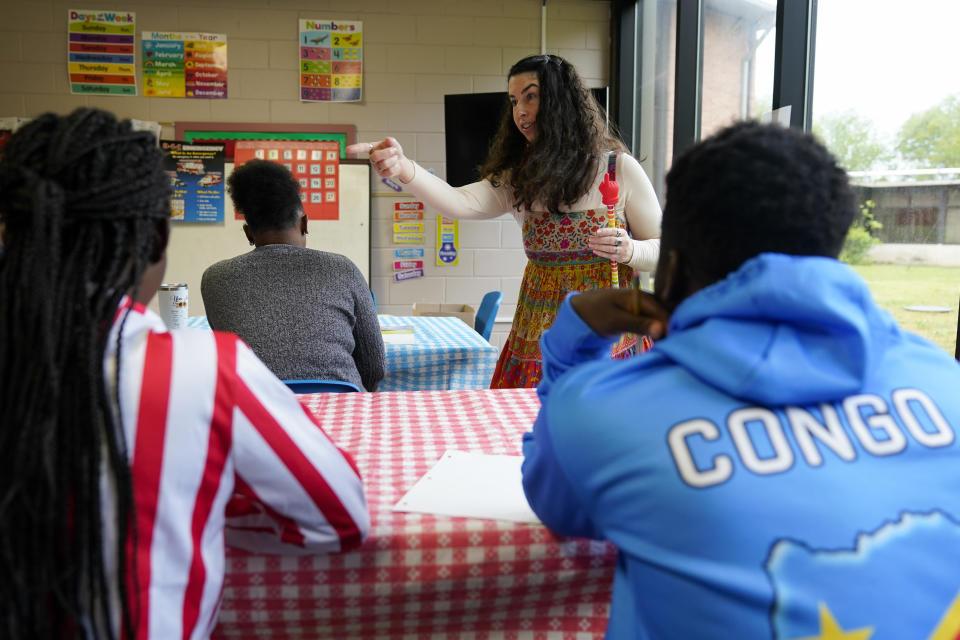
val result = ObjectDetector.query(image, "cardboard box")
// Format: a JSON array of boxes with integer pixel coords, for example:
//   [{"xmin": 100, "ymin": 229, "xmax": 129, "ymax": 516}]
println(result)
[{"xmin": 412, "ymin": 303, "xmax": 476, "ymax": 327}]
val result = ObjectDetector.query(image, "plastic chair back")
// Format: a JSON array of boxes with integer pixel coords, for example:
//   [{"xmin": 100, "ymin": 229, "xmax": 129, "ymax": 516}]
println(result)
[
  {"xmin": 474, "ymin": 291, "xmax": 503, "ymax": 341},
  {"xmin": 282, "ymin": 379, "xmax": 362, "ymax": 393}
]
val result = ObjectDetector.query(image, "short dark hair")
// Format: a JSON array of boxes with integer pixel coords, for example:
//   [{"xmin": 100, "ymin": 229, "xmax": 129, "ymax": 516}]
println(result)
[
  {"xmin": 662, "ymin": 121, "xmax": 856, "ymax": 284},
  {"xmin": 227, "ymin": 159, "xmax": 302, "ymax": 232}
]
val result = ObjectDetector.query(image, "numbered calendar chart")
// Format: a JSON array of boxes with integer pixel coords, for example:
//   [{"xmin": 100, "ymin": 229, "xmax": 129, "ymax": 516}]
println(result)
[
  {"xmin": 234, "ymin": 140, "xmax": 340, "ymax": 220},
  {"xmin": 298, "ymin": 19, "xmax": 363, "ymax": 102}
]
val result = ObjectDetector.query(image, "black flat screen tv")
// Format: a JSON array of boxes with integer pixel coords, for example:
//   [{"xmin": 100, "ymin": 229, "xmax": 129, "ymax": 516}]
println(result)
[{"xmin": 444, "ymin": 87, "xmax": 609, "ymax": 187}]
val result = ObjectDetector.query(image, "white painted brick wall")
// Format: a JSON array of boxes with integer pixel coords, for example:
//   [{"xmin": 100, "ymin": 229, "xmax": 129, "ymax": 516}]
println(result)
[
  {"xmin": 1, "ymin": 0, "xmax": 612, "ymax": 342},
  {"xmin": 0, "ymin": 34, "xmax": 21, "ymax": 61},
  {"xmin": 415, "ymin": 74, "xmax": 472, "ymax": 102},
  {"xmin": 458, "ymin": 221, "xmax": 502, "ymax": 248},
  {"xmin": 230, "ymin": 40, "xmax": 270, "ymax": 69},
  {"xmin": 474, "ymin": 249, "xmax": 528, "ymax": 277}
]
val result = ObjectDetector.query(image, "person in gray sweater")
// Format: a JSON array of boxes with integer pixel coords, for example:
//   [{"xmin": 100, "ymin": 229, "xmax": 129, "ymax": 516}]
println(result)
[{"xmin": 202, "ymin": 159, "xmax": 384, "ymax": 390}]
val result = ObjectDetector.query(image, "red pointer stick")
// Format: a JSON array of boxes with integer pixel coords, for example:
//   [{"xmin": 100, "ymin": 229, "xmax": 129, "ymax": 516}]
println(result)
[{"xmin": 598, "ymin": 174, "xmax": 620, "ymax": 288}]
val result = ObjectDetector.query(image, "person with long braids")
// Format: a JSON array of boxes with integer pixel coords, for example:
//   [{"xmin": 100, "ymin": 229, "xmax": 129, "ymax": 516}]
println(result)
[
  {"xmin": 348, "ymin": 54, "xmax": 662, "ymax": 388},
  {"xmin": 0, "ymin": 108, "xmax": 369, "ymax": 639}
]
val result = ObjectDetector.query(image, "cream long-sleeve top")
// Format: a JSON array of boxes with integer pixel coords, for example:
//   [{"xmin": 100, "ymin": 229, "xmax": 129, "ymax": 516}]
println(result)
[{"xmin": 403, "ymin": 152, "xmax": 663, "ymax": 271}]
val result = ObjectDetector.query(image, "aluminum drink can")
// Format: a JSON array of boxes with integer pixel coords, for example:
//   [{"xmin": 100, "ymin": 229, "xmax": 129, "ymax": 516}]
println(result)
[{"xmin": 158, "ymin": 283, "xmax": 189, "ymax": 329}]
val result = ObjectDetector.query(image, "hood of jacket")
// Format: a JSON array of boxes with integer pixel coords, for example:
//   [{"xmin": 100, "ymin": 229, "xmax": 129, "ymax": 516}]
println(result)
[{"xmin": 655, "ymin": 253, "xmax": 901, "ymax": 406}]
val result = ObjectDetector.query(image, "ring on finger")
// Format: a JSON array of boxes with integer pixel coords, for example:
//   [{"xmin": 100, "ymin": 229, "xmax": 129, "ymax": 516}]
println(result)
[{"xmin": 615, "ymin": 239, "xmax": 622, "ymax": 247}]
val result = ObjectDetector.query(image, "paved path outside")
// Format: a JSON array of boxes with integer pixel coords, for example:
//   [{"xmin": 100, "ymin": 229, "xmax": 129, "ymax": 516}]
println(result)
[{"xmin": 870, "ymin": 244, "xmax": 960, "ymax": 266}]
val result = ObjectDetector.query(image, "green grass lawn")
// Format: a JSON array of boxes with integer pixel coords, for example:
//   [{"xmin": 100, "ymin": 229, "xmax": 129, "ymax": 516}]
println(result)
[{"xmin": 852, "ymin": 264, "xmax": 959, "ymax": 356}]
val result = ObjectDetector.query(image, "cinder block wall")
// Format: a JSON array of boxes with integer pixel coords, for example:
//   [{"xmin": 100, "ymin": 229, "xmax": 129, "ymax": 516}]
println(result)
[{"xmin": 0, "ymin": 0, "xmax": 612, "ymax": 350}]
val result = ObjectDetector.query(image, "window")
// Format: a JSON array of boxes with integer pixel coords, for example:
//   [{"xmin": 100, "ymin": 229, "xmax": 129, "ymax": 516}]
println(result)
[
  {"xmin": 637, "ymin": 0, "xmax": 678, "ymax": 203},
  {"xmin": 812, "ymin": 0, "xmax": 960, "ymax": 354},
  {"xmin": 701, "ymin": 0, "xmax": 777, "ymax": 139}
]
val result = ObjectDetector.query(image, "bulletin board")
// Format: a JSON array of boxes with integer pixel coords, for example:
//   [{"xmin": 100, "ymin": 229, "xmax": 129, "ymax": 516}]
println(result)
[
  {"xmin": 173, "ymin": 121, "xmax": 356, "ymax": 159},
  {"xmin": 162, "ymin": 159, "xmax": 371, "ymax": 318},
  {"xmin": 162, "ymin": 123, "xmax": 370, "ymax": 310},
  {"xmin": 234, "ymin": 140, "xmax": 341, "ymax": 221}
]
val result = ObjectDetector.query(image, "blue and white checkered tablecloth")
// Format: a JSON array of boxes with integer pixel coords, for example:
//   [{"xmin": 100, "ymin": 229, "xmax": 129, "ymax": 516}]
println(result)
[
  {"xmin": 377, "ymin": 315, "xmax": 499, "ymax": 391},
  {"xmin": 187, "ymin": 316, "xmax": 210, "ymax": 329},
  {"xmin": 186, "ymin": 314, "xmax": 499, "ymax": 391}
]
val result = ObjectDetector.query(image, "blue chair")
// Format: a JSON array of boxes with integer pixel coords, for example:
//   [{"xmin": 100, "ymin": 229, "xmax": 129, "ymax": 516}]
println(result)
[
  {"xmin": 370, "ymin": 288, "xmax": 377, "ymax": 311},
  {"xmin": 474, "ymin": 291, "xmax": 503, "ymax": 341},
  {"xmin": 282, "ymin": 379, "xmax": 362, "ymax": 393}
]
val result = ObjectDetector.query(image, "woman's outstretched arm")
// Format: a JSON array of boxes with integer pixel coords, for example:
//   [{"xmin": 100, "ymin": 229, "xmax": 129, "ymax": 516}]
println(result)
[{"xmin": 347, "ymin": 137, "xmax": 515, "ymax": 220}]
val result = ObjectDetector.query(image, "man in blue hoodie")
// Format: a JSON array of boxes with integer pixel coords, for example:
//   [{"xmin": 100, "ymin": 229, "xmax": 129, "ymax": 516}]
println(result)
[{"xmin": 522, "ymin": 121, "xmax": 960, "ymax": 639}]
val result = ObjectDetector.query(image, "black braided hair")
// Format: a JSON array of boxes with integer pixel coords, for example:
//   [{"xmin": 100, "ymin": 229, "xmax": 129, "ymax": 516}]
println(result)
[
  {"xmin": 0, "ymin": 108, "xmax": 171, "ymax": 639},
  {"xmin": 478, "ymin": 54, "xmax": 627, "ymax": 215}
]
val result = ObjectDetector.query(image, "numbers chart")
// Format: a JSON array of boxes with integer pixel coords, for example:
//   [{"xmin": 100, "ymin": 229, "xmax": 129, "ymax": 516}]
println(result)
[
  {"xmin": 298, "ymin": 19, "xmax": 362, "ymax": 102},
  {"xmin": 234, "ymin": 140, "xmax": 340, "ymax": 221}
]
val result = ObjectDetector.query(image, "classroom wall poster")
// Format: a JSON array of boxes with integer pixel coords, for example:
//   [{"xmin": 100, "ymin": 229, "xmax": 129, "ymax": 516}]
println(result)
[
  {"xmin": 142, "ymin": 32, "xmax": 227, "ymax": 98},
  {"xmin": 299, "ymin": 19, "xmax": 363, "ymax": 102},
  {"xmin": 393, "ymin": 241, "xmax": 425, "ymax": 280},
  {"xmin": 437, "ymin": 215, "xmax": 460, "ymax": 265},
  {"xmin": 380, "ymin": 177, "xmax": 403, "ymax": 192},
  {"xmin": 392, "ymin": 200, "xmax": 425, "ymax": 271},
  {"xmin": 394, "ymin": 269, "xmax": 424, "ymax": 282},
  {"xmin": 394, "ymin": 201, "xmax": 424, "ymax": 220},
  {"xmin": 234, "ymin": 140, "xmax": 340, "ymax": 220},
  {"xmin": 68, "ymin": 9, "xmax": 137, "ymax": 96},
  {"xmin": 393, "ymin": 222, "xmax": 424, "ymax": 234},
  {"xmin": 161, "ymin": 140, "xmax": 226, "ymax": 223}
]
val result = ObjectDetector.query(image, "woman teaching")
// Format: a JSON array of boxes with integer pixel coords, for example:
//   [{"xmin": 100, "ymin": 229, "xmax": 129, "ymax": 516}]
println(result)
[{"xmin": 349, "ymin": 54, "xmax": 662, "ymax": 388}]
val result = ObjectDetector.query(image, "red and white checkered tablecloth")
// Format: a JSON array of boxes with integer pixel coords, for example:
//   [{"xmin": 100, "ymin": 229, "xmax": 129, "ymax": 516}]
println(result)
[{"xmin": 214, "ymin": 388, "xmax": 616, "ymax": 639}]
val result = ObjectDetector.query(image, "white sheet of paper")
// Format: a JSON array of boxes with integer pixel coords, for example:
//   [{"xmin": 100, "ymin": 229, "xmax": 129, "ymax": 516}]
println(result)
[
  {"xmin": 393, "ymin": 449, "xmax": 541, "ymax": 524},
  {"xmin": 381, "ymin": 330, "xmax": 415, "ymax": 345}
]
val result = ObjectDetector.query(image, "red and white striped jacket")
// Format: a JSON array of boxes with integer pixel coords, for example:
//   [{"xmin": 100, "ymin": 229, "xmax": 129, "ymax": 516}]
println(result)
[{"xmin": 104, "ymin": 301, "xmax": 369, "ymax": 639}]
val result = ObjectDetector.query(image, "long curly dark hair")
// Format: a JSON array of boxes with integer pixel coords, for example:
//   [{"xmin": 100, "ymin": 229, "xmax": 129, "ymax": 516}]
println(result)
[
  {"xmin": 478, "ymin": 54, "xmax": 627, "ymax": 215},
  {"xmin": 0, "ymin": 108, "xmax": 171, "ymax": 638}
]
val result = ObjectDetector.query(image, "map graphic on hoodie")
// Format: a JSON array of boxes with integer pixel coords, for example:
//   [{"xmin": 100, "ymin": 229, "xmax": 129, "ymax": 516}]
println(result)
[{"xmin": 766, "ymin": 511, "xmax": 960, "ymax": 639}]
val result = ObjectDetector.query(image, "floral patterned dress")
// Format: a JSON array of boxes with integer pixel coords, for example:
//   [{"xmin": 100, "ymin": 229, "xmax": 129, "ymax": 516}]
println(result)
[{"xmin": 489, "ymin": 206, "xmax": 644, "ymax": 389}]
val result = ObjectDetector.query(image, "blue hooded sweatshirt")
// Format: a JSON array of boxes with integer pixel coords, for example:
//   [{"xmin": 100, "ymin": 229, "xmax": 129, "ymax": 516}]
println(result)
[{"xmin": 522, "ymin": 253, "xmax": 960, "ymax": 639}]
